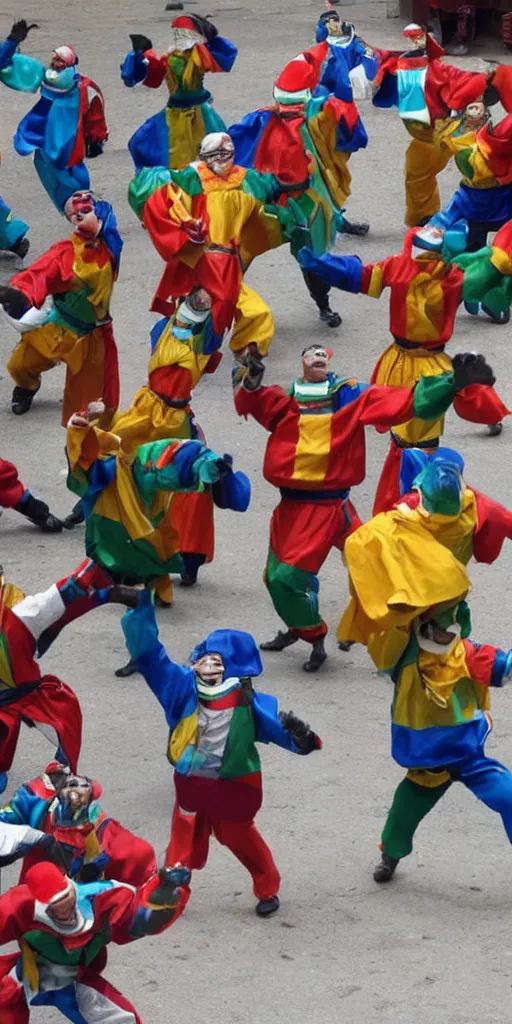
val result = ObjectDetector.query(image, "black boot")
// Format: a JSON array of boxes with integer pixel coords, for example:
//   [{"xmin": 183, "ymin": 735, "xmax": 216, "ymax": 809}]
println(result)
[
  {"xmin": 340, "ymin": 217, "xmax": 370, "ymax": 237},
  {"xmin": 319, "ymin": 306, "xmax": 342, "ymax": 328},
  {"xmin": 115, "ymin": 658, "xmax": 139, "ymax": 678},
  {"xmin": 11, "ymin": 384, "xmax": 39, "ymax": 415},
  {"xmin": 482, "ymin": 303, "xmax": 510, "ymax": 325},
  {"xmin": 180, "ymin": 552, "xmax": 206, "ymax": 587},
  {"xmin": 260, "ymin": 629, "xmax": 298, "ymax": 652},
  {"xmin": 373, "ymin": 852, "xmax": 400, "ymax": 883},
  {"xmin": 488, "ymin": 422, "xmax": 503, "ymax": 437},
  {"xmin": 303, "ymin": 637, "xmax": 327, "ymax": 673},
  {"xmin": 15, "ymin": 493, "xmax": 62, "ymax": 533},
  {"xmin": 337, "ymin": 640, "xmax": 354, "ymax": 652},
  {"xmin": 62, "ymin": 500, "xmax": 85, "ymax": 529},
  {"xmin": 10, "ymin": 236, "xmax": 30, "ymax": 260},
  {"xmin": 256, "ymin": 895, "xmax": 280, "ymax": 917}
]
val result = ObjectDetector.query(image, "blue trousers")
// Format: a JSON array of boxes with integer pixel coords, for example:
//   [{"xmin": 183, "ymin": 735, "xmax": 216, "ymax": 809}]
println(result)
[
  {"xmin": 382, "ymin": 751, "xmax": 512, "ymax": 860},
  {"xmin": 33, "ymin": 149, "xmax": 90, "ymax": 213},
  {"xmin": 0, "ymin": 194, "xmax": 28, "ymax": 250}
]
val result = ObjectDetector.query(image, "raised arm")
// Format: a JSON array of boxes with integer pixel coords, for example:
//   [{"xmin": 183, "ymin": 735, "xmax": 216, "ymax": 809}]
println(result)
[
  {"xmin": 253, "ymin": 692, "xmax": 322, "ymax": 755},
  {"xmin": 9, "ymin": 240, "xmax": 77, "ymax": 308},
  {"xmin": 121, "ymin": 591, "xmax": 198, "ymax": 726},
  {"xmin": 0, "ymin": 20, "xmax": 44, "ymax": 92},
  {"xmin": 120, "ymin": 35, "xmax": 168, "ymax": 89},
  {"xmin": 297, "ymin": 247, "xmax": 393, "ymax": 297},
  {"xmin": 109, "ymin": 866, "xmax": 191, "ymax": 944}
]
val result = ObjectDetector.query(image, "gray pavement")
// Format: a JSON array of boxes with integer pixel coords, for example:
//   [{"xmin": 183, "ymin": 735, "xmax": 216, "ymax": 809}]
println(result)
[{"xmin": 1, "ymin": 3, "xmax": 512, "ymax": 1022}]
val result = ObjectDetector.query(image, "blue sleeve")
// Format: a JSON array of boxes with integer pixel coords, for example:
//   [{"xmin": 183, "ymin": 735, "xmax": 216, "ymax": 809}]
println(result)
[
  {"xmin": 361, "ymin": 52, "xmax": 378, "ymax": 82},
  {"xmin": 0, "ymin": 38, "xmax": 17, "ymax": 70},
  {"xmin": 492, "ymin": 649, "xmax": 512, "ymax": 687},
  {"xmin": 207, "ymin": 36, "xmax": 238, "ymax": 72},
  {"xmin": 229, "ymin": 110, "xmax": 271, "ymax": 169},
  {"xmin": 321, "ymin": 56, "xmax": 353, "ymax": 102},
  {"xmin": 120, "ymin": 50, "xmax": 148, "ymax": 87},
  {"xmin": 122, "ymin": 593, "xmax": 197, "ymax": 729},
  {"xmin": 0, "ymin": 50, "xmax": 44, "ymax": 92},
  {"xmin": 297, "ymin": 249, "xmax": 363, "ymax": 293},
  {"xmin": 0, "ymin": 785, "xmax": 44, "ymax": 827},
  {"xmin": 253, "ymin": 692, "xmax": 301, "ymax": 754}
]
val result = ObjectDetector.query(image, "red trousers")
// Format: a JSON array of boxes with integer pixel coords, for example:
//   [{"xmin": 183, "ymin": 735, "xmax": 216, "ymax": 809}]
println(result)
[
  {"xmin": 0, "ymin": 459, "xmax": 24, "ymax": 508},
  {"xmin": 0, "ymin": 676, "xmax": 82, "ymax": 774},
  {"xmin": 166, "ymin": 805, "xmax": 281, "ymax": 900}
]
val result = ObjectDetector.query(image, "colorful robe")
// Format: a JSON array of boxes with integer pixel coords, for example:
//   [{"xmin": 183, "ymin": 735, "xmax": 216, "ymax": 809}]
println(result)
[
  {"xmin": 121, "ymin": 35, "xmax": 237, "ymax": 171},
  {"xmin": 229, "ymin": 94, "xmax": 367, "ymax": 235},
  {"xmin": 0, "ymin": 873, "xmax": 188, "ymax": 1018},
  {"xmin": 66, "ymin": 426, "xmax": 250, "ymax": 584},
  {"xmin": 432, "ymin": 113, "xmax": 512, "ymax": 230},
  {"xmin": 122, "ymin": 593, "xmax": 308, "ymax": 821},
  {"xmin": 0, "ymin": 773, "xmax": 157, "ymax": 885},
  {"xmin": 395, "ymin": 486, "xmax": 512, "ymax": 566},
  {"xmin": 0, "ymin": 37, "xmax": 107, "ymax": 211},
  {"xmin": 133, "ymin": 168, "xmax": 287, "ymax": 332},
  {"xmin": 453, "ymin": 218, "xmax": 512, "ymax": 317},
  {"xmin": 6, "ymin": 212, "xmax": 122, "ymax": 426}
]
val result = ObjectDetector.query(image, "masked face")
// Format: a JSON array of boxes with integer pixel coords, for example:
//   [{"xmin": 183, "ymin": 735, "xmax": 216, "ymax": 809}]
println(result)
[
  {"xmin": 45, "ymin": 60, "xmax": 76, "ymax": 90},
  {"xmin": 463, "ymin": 100, "xmax": 487, "ymax": 129},
  {"xmin": 47, "ymin": 886, "xmax": 77, "ymax": 927},
  {"xmin": 56, "ymin": 774, "xmax": 93, "ymax": 825},
  {"xmin": 411, "ymin": 225, "xmax": 444, "ymax": 262},
  {"xmin": 301, "ymin": 345, "xmax": 330, "ymax": 383},
  {"xmin": 202, "ymin": 144, "xmax": 235, "ymax": 176},
  {"xmin": 193, "ymin": 653, "xmax": 225, "ymax": 685},
  {"xmin": 415, "ymin": 617, "xmax": 462, "ymax": 655},
  {"xmin": 64, "ymin": 192, "xmax": 100, "ymax": 239},
  {"xmin": 175, "ymin": 288, "xmax": 212, "ymax": 329}
]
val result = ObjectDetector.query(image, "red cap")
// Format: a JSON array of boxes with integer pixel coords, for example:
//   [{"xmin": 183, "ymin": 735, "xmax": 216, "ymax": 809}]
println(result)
[
  {"xmin": 53, "ymin": 45, "xmax": 78, "ymax": 67},
  {"xmin": 25, "ymin": 863, "xmax": 69, "ymax": 904},
  {"xmin": 172, "ymin": 16, "xmax": 201, "ymax": 32},
  {"xmin": 275, "ymin": 55, "xmax": 317, "ymax": 93}
]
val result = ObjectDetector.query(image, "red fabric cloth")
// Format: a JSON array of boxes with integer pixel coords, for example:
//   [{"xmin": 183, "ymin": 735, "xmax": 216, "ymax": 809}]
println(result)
[
  {"xmin": 494, "ymin": 64, "xmax": 512, "ymax": 114},
  {"xmin": 252, "ymin": 107, "xmax": 311, "ymax": 184},
  {"xmin": 493, "ymin": 219, "xmax": 512, "ymax": 255},
  {"xmin": 166, "ymin": 804, "xmax": 280, "ymax": 900},
  {"xmin": 462, "ymin": 639, "xmax": 501, "ymax": 685},
  {"xmin": 170, "ymin": 491, "xmax": 215, "ymax": 561},
  {"xmin": 142, "ymin": 49, "xmax": 168, "ymax": 89},
  {"xmin": 0, "ymin": 459, "xmax": 25, "ymax": 508},
  {"xmin": 453, "ymin": 384, "xmax": 509, "ymax": 425},
  {"xmin": 235, "ymin": 383, "xmax": 419, "ymax": 492},
  {"xmin": 472, "ymin": 489, "xmax": 512, "ymax": 563},
  {"xmin": 270, "ymin": 497, "xmax": 362, "ymax": 572},
  {"xmin": 362, "ymin": 230, "xmax": 464, "ymax": 344},
  {"xmin": 173, "ymin": 771, "xmax": 263, "ymax": 820},
  {"xmin": 11, "ymin": 240, "xmax": 76, "ymax": 307},
  {"xmin": 0, "ymin": 676, "xmax": 82, "ymax": 774},
  {"xmin": 426, "ymin": 60, "xmax": 487, "ymax": 119},
  {"xmin": 373, "ymin": 439, "xmax": 409, "ymax": 515}
]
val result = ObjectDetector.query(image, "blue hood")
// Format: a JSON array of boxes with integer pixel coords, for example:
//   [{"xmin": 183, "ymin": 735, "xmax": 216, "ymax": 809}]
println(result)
[{"xmin": 190, "ymin": 629, "xmax": 263, "ymax": 678}]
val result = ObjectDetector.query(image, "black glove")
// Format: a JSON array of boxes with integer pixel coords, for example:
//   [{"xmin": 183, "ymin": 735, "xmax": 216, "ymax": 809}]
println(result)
[
  {"xmin": 85, "ymin": 139, "xmax": 104, "ymax": 159},
  {"xmin": 279, "ymin": 710, "xmax": 322, "ymax": 754},
  {"xmin": 0, "ymin": 284, "xmax": 29, "ymax": 319},
  {"xmin": 452, "ymin": 352, "xmax": 496, "ymax": 391},
  {"xmin": 188, "ymin": 14, "xmax": 218, "ymax": 41},
  {"xmin": 77, "ymin": 861, "xmax": 103, "ymax": 883},
  {"xmin": 39, "ymin": 835, "xmax": 73, "ymax": 873},
  {"xmin": 214, "ymin": 452, "xmax": 233, "ymax": 476},
  {"xmin": 8, "ymin": 20, "xmax": 39, "ymax": 44},
  {"xmin": 129, "ymin": 33, "xmax": 152, "ymax": 53},
  {"xmin": 151, "ymin": 865, "xmax": 191, "ymax": 905},
  {"xmin": 242, "ymin": 353, "xmax": 265, "ymax": 391}
]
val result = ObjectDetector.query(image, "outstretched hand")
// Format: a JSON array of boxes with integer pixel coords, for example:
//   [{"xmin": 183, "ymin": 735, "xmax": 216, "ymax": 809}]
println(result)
[
  {"xmin": 452, "ymin": 352, "xmax": 496, "ymax": 391},
  {"xmin": 8, "ymin": 20, "xmax": 39, "ymax": 44}
]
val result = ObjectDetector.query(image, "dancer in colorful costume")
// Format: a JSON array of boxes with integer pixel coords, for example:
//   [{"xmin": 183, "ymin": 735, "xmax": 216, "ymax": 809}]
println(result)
[
  {"xmin": 337, "ymin": 482, "xmax": 512, "ymax": 886},
  {"xmin": 66, "ymin": 400, "xmax": 250, "ymax": 670},
  {"xmin": 0, "ymin": 458, "xmax": 61, "ymax": 532},
  {"xmin": 0, "ymin": 762, "xmax": 157, "ymax": 886},
  {"xmin": 0, "ymin": 191, "xmax": 122, "ymax": 422},
  {"xmin": 373, "ymin": 23, "xmax": 490, "ymax": 226},
  {"xmin": 122, "ymin": 591, "xmax": 321, "ymax": 917},
  {"xmin": 311, "ymin": 7, "xmax": 376, "ymax": 236},
  {"xmin": 0, "ymin": 860, "xmax": 190, "ymax": 1022},
  {"xmin": 298, "ymin": 225, "xmax": 509, "ymax": 514},
  {"xmin": 0, "ymin": 21, "xmax": 107, "ymax": 212},
  {"xmin": 129, "ymin": 131, "xmax": 309, "ymax": 352},
  {"xmin": 229, "ymin": 53, "xmax": 369, "ymax": 326},
  {"xmin": 121, "ymin": 14, "xmax": 237, "ymax": 171},
  {"xmin": 0, "ymin": 562, "xmax": 136, "ymax": 793},
  {"xmin": 233, "ymin": 343, "xmax": 494, "ymax": 671},
  {"xmin": 112, "ymin": 289, "xmax": 227, "ymax": 589}
]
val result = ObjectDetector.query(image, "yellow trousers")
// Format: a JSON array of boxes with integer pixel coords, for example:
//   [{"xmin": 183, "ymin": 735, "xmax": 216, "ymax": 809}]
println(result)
[
  {"xmin": 373, "ymin": 341, "xmax": 452, "ymax": 445},
  {"xmin": 231, "ymin": 283, "xmax": 274, "ymax": 356},
  {"xmin": 404, "ymin": 125, "xmax": 452, "ymax": 228},
  {"xmin": 7, "ymin": 322, "xmax": 113, "ymax": 427}
]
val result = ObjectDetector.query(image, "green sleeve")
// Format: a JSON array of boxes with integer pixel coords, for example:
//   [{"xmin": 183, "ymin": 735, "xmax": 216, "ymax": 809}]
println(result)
[
  {"xmin": 243, "ymin": 169, "xmax": 280, "ymax": 202},
  {"xmin": 169, "ymin": 167, "xmax": 204, "ymax": 195},
  {"xmin": 412, "ymin": 372, "xmax": 456, "ymax": 420},
  {"xmin": 128, "ymin": 167, "xmax": 172, "ymax": 220}
]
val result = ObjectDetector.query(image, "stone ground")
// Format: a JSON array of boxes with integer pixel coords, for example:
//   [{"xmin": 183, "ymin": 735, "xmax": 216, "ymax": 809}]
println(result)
[{"xmin": 1, "ymin": 2, "xmax": 512, "ymax": 1022}]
